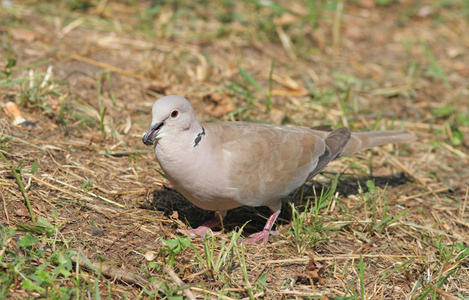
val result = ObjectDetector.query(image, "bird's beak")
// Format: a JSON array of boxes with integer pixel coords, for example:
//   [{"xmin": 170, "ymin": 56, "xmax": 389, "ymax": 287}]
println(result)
[{"xmin": 142, "ymin": 122, "xmax": 163, "ymax": 146}]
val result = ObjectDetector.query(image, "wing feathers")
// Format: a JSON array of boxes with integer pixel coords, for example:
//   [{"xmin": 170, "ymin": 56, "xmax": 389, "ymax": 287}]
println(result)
[
  {"xmin": 306, "ymin": 127, "xmax": 351, "ymax": 181},
  {"xmin": 201, "ymin": 122, "xmax": 414, "ymax": 209}
]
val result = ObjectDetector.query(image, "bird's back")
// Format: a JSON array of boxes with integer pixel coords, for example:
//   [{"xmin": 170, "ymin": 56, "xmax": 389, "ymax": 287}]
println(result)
[{"xmin": 203, "ymin": 122, "xmax": 328, "ymax": 207}]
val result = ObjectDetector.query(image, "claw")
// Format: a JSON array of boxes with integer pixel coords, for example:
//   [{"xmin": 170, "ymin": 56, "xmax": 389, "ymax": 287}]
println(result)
[
  {"xmin": 177, "ymin": 215, "xmax": 221, "ymax": 237},
  {"xmin": 240, "ymin": 209, "xmax": 281, "ymax": 245},
  {"xmin": 177, "ymin": 227, "xmax": 220, "ymax": 237}
]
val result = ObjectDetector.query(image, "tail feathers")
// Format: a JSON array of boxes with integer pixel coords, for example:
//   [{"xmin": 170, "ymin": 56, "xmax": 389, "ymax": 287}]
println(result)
[{"xmin": 340, "ymin": 130, "xmax": 417, "ymax": 157}]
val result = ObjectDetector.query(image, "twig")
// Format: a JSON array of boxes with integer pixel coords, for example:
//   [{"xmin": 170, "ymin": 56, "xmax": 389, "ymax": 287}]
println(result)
[
  {"xmin": 2, "ymin": 134, "xmax": 45, "ymax": 151},
  {"xmin": 0, "ymin": 152, "xmax": 35, "ymax": 224},
  {"xmin": 77, "ymin": 255, "xmax": 162, "ymax": 291},
  {"xmin": 1, "ymin": 186, "xmax": 9, "ymax": 224},
  {"xmin": 241, "ymin": 292, "xmax": 265, "ymax": 300},
  {"xmin": 189, "ymin": 287, "xmax": 239, "ymax": 300},
  {"xmin": 32, "ymin": 175, "xmax": 94, "ymax": 200},
  {"xmin": 371, "ymin": 84, "xmax": 415, "ymax": 96},
  {"xmin": 397, "ymin": 187, "xmax": 450, "ymax": 203},
  {"xmin": 440, "ymin": 141, "xmax": 469, "ymax": 158},
  {"xmin": 462, "ymin": 186, "xmax": 468, "ymax": 218},
  {"xmin": 103, "ymin": 225, "xmax": 140, "ymax": 252},
  {"xmin": 111, "ymin": 211, "xmax": 172, "ymax": 223},
  {"xmin": 27, "ymin": 139, "xmax": 106, "ymax": 150},
  {"xmin": 276, "ymin": 25, "xmax": 296, "ymax": 61},
  {"xmin": 378, "ymin": 148, "xmax": 441, "ymax": 201},
  {"xmin": 263, "ymin": 254, "xmax": 422, "ymax": 265},
  {"xmin": 429, "ymin": 206, "xmax": 469, "ymax": 229},
  {"xmin": 0, "ymin": 237, "xmax": 13, "ymax": 257},
  {"xmin": 391, "ymin": 222, "xmax": 465, "ymax": 240},
  {"xmin": 435, "ymin": 288, "xmax": 463, "ymax": 300},
  {"xmin": 276, "ymin": 290, "xmax": 328, "ymax": 297},
  {"xmin": 64, "ymin": 52, "xmax": 152, "ymax": 81},
  {"xmin": 333, "ymin": 0, "xmax": 344, "ymax": 51},
  {"xmin": 164, "ymin": 266, "xmax": 196, "ymax": 300},
  {"xmin": 37, "ymin": 175, "xmax": 125, "ymax": 208},
  {"xmin": 82, "ymin": 203, "xmax": 122, "ymax": 215},
  {"xmin": 98, "ymin": 149, "xmax": 153, "ymax": 156},
  {"xmin": 32, "ymin": 175, "xmax": 125, "ymax": 208},
  {"xmin": 64, "ymin": 169, "xmax": 111, "ymax": 194},
  {"xmin": 109, "ymin": 189, "xmax": 158, "ymax": 196},
  {"xmin": 391, "ymin": 120, "xmax": 446, "ymax": 131},
  {"xmin": 59, "ymin": 18, "xmax": 84, "ymax": 38},
  {"xmin": 96, "ymin": 0, "xmax": 109, "ymax": 14}
]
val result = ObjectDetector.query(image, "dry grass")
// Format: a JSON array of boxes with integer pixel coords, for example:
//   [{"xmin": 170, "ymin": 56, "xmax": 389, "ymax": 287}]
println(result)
[{"xmin": 0, "ymin": 0, "xmax": 468, "ymax": 299}]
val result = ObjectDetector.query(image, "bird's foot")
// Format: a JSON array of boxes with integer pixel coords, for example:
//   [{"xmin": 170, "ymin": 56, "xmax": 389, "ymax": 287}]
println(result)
[
  {"xmin": 240, "ymin": 229, "xmax": 280, "ymax": 246},
  {"xmin": 177, "ymin": 215, "xmax": 221, "ymax": 237},
  {"xmin": 177, "ymin": 226, "xmax": 219, "ymax": 237}
]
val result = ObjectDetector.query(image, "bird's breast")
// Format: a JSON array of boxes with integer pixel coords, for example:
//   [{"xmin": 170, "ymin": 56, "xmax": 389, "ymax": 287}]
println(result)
[{"xmin": 154, "ymin": 139, "xmax": 241, "ymax": 211}]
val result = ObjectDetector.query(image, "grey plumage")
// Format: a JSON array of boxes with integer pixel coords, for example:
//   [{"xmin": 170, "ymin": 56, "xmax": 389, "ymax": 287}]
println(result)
[{"xmin": 143, "ymin": 95, "xmax": 417, "ymax": 245}]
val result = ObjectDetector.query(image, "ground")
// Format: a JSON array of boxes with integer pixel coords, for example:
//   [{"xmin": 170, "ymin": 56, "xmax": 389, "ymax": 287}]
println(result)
[{"xmin": 0, "ymin": 0, "xmax": 468, "ymax": 299}]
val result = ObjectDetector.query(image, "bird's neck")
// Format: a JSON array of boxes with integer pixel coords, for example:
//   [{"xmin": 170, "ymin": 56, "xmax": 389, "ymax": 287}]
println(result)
[
  {"xmin": 191, "ymin": 126, "xmax": 206, "ymax": 149},
  {"xmin": 155, "ymin": 123, "xmax": 206, "ymax": 157},
  {"xmin": 154, "ymin": 123, "xmax": 212, "ymax": 190}
]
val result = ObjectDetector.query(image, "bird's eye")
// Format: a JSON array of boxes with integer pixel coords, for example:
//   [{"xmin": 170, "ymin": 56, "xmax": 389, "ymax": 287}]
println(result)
[{"xmin": 170, "ymin": 110, "xmax": 179, "ymax": 118}]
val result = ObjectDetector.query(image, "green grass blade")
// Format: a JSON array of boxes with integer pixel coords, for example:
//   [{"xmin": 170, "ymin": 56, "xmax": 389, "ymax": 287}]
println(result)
[
  {"xmin": 421, "ymin": 41, "xmax": 451, "ymax": 88},
  {"xmin": 239, "ymin": 67, "xmax": 266, "ymax": 94}
]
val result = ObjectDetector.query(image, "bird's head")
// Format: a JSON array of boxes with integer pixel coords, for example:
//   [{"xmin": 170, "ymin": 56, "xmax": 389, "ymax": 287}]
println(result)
[{"xmin": 142, "ymin": 95, "xmax": 198, "ymax": 146}]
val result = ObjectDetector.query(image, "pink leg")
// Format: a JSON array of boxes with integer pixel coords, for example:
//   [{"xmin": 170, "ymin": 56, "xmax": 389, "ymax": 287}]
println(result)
[
  {"xmin": 240, "ymin": 209, "xmax": 281, "ymax": 246},
  {"xmin": 177, "ymin": 215, "xmax": 221, "ymax": 237}
]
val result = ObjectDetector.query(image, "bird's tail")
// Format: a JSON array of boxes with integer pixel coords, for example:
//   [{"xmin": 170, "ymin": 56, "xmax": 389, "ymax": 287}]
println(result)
[{"xmin": 340, "ymin": 130, "xmax": 417, "ymax": 157}]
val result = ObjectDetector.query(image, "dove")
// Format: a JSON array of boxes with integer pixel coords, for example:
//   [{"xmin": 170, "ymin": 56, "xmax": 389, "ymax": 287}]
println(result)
[{"xmin": 142, "ymin": 95, "xmax": 416, "ymax": 245}]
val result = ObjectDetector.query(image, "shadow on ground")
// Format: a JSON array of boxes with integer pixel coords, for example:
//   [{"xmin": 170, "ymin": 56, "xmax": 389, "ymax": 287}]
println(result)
[{"xmin": 143, "ymin": 172, "xmax": 413, "ymax": 236}]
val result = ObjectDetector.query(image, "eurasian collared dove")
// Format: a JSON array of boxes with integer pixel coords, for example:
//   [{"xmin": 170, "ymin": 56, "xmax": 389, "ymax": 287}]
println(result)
[{"xmin": 143, "ymin": 95, "xmax": 416, "ymax": 245}]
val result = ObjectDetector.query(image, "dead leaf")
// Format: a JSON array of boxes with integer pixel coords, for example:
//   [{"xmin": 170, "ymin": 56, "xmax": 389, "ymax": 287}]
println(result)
[
  {"xmin": 359, "ymin": 0, "xmax": 375, "ymax": 8},
  {"xmin": 457, "ymin": 68, "xmax": 469, "ymax": 76},
  {"xmin": 11, "ymin": 28, "xmax": 37, "ymax": 42},
  {"xmin": 15, "ymin": 208, "xmax": 30, "ymax": 217},
  {"xmin": 144, "ymin": 250, "xmax": 157, "ymax": 261},
  {"xmin": 170, "ymin": 211, "xmax": 179, "ymax": 219},
  {"xmin": 145, "ymin": 81, "xmax": 169, "ymax": 94},
  {"xmin": 202, "ymin": 92, "xmax": 235, "ymax": 117},
  {"xmin": 273, "ymin": 13, "xmax": 298, "ymax": 26},
  {"xmin": 272, "ymin": 74, "xmax": 300, "ymax": 90},
  {"xmin": 302, "ymin": 257, "xmax": 328, "ymax": 285},
  {"xmin": 89, "ymin": 136, "xmax": 101, "ymax": 144},
  {"xmin": 47, "ymin": 95, "xmax": 62, "ymax": 117},
  {"xmin": 417, "ymin": 6, "xmax": 433, "ymax": 18},
  {"xmin": 306, "ymin": 257, "xmax": 317, "ymax": 271},
  {"xmin": 363, "ymin": 245, "xmax": 378, "ymax": 252}
]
